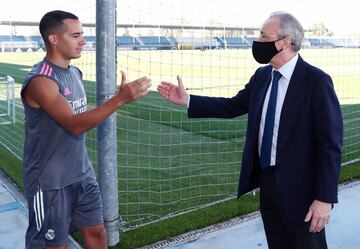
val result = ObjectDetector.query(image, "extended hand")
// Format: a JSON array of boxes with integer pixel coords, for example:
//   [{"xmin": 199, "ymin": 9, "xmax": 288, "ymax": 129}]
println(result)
[
  {"xmin": 117, "ymin": 71, "xmax": 151, "ymax": 104},
  {"xmin": 304, "ymin": 199, "xmax": 331, "ymax": 233},
  {"xmin": 157, "ymin": 75, "xmax": 189, "ymax": 107}
]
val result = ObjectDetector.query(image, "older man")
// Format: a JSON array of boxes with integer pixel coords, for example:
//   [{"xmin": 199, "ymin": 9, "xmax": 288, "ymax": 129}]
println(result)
[{"xmin": 158, "ymin": 11, "xmax": 343, "ymax": 249}]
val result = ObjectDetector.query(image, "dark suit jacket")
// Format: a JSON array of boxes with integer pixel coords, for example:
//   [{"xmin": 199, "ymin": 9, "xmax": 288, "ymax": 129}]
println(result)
[{"xmin": 188, "ymin": 55, "xmax": 343, "ymax": 224}]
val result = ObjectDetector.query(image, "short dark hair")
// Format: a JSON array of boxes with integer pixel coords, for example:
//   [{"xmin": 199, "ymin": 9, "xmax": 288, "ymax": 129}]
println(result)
[{"xmin": 39, "ymin": 10, "xmax": 78, "ymax": 47}]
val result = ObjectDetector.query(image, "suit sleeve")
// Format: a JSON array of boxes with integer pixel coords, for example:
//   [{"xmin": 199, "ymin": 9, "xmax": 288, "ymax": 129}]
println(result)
[
  {"xmin": 188, "ymin": 75, "xmax": 256, "ymax": 119},
  {"xmin": 312, "ymin": 73, "xmax": 343, "ymax": 203}
]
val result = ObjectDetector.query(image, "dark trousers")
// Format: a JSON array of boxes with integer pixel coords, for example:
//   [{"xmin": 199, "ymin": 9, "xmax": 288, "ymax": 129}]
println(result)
[{"xmin": 259, "ymin": 168, "xmax": 328, "ymax": 249}]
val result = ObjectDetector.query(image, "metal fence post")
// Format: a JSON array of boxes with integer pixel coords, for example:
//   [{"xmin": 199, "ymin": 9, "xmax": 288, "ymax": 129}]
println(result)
[{"xmin": 96, "ymin": 0, "xmax": 120, "ymax": 246}]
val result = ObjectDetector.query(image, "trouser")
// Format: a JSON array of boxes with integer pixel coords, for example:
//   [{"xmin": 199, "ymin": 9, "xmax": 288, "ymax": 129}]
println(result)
[{"xmin": 259, "ymin": 168, "xmax": 327, "ymax": 249}]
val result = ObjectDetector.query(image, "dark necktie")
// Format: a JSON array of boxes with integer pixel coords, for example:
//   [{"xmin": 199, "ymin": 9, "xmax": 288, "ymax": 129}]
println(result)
[{"xmin": 260, "ymin": 70, "xmax": 282, "ymax": 169}]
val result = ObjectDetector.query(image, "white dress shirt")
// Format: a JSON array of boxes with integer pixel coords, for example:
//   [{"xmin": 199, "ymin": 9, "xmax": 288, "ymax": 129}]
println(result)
[{"xmin": 258, "ymin": 53, "xmax": 299, "ymax": 166}]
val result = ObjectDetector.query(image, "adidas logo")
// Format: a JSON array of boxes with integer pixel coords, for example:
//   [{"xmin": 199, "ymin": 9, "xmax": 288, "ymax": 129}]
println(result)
[{"xmin": 64, "ymin": 87, "xmax": 72, "ymax": 96}]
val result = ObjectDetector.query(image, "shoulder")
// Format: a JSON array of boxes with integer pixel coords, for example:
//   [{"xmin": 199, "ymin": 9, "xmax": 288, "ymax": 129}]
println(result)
[
  {"xmin": 254, "ymin": 64, "xmax": 272, "ymax": 76},
  {"xmin": 24, "ymin": 60, "xmax": 60, "ymax": 84},
  {"xmin": 21, "ymin": 76, "xmax": 60, "ymax": 108},
  {"xmin": 299, "ymin": 55, "xmax": 332, "ymax": 83},
  {"xmin": 24, "ymin": 60, "xmax": 48, "ymax": 81},
  {"xmin": 22, "ymin": 61, "xmax": 60, "ymax": 96},
  {"xmin": 248, "ymin": 65, "xmax": 272, "ymax": 84},
  {"xmin": 298, "ymin": 58, "xmax": 339, "ymax": 105}
]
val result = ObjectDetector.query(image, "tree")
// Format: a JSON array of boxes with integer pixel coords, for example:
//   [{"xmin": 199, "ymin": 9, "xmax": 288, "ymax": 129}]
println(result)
[{"xmin": 310, "ymin": 22, "xmax": 334, "ymax": 37}]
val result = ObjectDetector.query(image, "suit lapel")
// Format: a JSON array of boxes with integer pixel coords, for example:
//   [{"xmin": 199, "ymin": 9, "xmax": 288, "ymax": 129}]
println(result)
[{"xmin": 277, "ymin": 56, "xmax": 308, "ymax": 155}]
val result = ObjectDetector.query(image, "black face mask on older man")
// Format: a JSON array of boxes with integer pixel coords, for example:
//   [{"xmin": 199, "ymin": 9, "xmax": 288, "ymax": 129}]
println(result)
[{"xmin": 251, "ymin": 37, "xmax": 284, "ymax": 64}]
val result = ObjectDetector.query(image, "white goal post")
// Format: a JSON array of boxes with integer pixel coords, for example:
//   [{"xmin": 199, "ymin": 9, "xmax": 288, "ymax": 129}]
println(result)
[{"xmin": 0, "ymin": 75, "xmax": 15, "ymax": 124}]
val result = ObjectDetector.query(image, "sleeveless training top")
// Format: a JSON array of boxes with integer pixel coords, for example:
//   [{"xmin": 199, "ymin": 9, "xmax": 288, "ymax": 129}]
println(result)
[{"xmin": 21, "ymin": 58, "xmax": 95, "ymax": 198}]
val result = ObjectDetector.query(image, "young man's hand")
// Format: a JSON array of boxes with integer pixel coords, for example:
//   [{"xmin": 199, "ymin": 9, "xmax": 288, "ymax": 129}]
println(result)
[{"xmin": 116, "ymin": 70, "xmax": 152, "ymax": 105}]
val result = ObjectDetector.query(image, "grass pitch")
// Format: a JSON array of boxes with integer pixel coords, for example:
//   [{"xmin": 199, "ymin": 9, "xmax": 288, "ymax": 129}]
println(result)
[{"xmin": 0, "ymin": 48, "xmax": 359, "ymax": 235}]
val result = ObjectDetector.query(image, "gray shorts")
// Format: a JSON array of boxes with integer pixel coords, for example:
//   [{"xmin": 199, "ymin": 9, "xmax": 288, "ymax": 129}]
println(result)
[{"xmin": 25, "ymin": 177, "xmax": 104, "ymax": 248}]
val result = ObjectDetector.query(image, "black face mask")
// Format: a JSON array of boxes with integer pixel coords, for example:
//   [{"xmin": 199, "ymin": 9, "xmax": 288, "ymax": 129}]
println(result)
[{"xmin": 252, "ymin": 38, "xmax": 284, "ymax": 64}]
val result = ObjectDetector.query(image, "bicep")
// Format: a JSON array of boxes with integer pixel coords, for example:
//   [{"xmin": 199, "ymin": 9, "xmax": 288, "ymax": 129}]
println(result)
[{"xmin": 25, "ymin": 77, "xmax": 75, "ymax": 126}]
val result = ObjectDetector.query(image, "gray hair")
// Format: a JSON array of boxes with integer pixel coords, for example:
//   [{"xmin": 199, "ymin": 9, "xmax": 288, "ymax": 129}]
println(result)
[{"xmin": 269, "ymin": 11, "xmax": 304, "ymax": 52}]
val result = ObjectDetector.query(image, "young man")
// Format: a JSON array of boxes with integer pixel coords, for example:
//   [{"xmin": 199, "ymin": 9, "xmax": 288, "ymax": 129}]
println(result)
[
  {"xmin": 158, "ymin": 12, "xmax": 343, "ymax": 249},
  {"xmin": 21, "ymin": 10, "xmax": 151, "ymax": 249}
]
